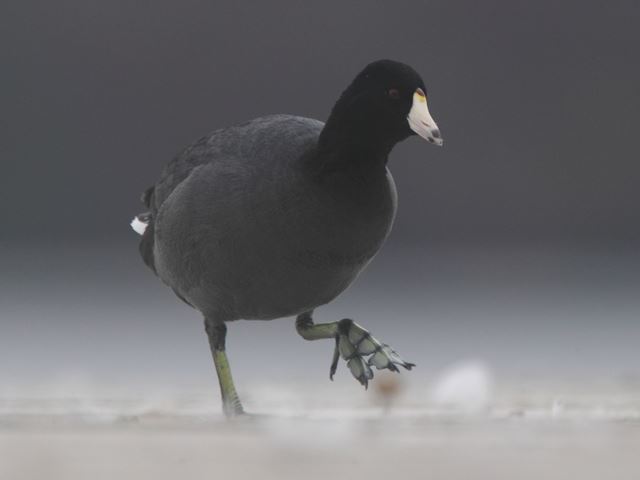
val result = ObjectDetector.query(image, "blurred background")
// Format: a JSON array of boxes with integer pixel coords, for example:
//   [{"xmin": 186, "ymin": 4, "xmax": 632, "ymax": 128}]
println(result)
[{"xmin": 1, "ymin": 1, "xmax": 640, "ymax": 478}]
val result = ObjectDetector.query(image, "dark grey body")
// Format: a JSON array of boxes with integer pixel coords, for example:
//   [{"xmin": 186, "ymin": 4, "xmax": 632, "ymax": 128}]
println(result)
[{"xmin": 147, "ymin": 115, "xmax": 397, "ymax": 321}]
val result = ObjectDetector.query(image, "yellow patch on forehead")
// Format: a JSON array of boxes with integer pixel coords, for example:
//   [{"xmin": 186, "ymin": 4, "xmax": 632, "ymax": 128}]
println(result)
[{"xmin": 414, "ymin": 88, "xmax": 427, "ymax": 103}]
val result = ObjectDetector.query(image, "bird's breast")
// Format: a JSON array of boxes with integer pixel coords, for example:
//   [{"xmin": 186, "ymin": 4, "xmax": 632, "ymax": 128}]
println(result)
[{"xmin": 288, "ymin": 168, "xmax": 398, "ymax": 270}]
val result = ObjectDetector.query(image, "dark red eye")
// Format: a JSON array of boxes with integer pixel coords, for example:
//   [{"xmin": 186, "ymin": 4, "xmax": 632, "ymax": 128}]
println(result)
[{"xmin": 387, "ymin": 88, "xmax": 400, "ymax": 99}]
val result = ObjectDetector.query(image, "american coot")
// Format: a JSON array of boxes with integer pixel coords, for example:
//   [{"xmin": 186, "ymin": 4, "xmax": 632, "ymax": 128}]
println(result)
[{"xmin": 132, "ymin": 60, "xmax": 442, "ymax": 416}]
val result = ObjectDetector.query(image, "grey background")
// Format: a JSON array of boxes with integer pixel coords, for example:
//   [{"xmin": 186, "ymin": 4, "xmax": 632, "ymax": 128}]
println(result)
[
  {"xmin": 4, "ymin": 0, "xmax": 639, "ymax": 245},
  {"xmin": 1, "ymin": 1, "xmax": 639, "ymax": 393}
]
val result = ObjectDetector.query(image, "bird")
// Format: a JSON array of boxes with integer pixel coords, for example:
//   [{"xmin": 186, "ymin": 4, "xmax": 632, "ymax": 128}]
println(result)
[{"xmin": 132, "ymin": 59, "xmax": 443, "ymax": 417}]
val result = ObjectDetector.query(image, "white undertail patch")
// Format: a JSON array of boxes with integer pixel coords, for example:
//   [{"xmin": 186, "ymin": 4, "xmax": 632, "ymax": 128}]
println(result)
[{"xmin": 130, "ymin": 216, "xmax": 148, "ymax": 235}]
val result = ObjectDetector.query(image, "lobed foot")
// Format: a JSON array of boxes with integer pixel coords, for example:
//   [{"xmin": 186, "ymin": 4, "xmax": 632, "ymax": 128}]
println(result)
[{"xmin": 330, "ymin": 319, "xmax": 415, "ymax": 388}]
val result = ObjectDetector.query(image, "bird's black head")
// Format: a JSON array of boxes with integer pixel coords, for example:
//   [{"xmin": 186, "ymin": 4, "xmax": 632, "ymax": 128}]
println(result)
[{"xmin": 320, "ymin": 59, "xmax": 443, "ymax": 157}]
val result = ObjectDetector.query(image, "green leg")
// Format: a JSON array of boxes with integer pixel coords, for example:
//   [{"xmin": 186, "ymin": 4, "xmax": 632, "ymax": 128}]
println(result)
[
  {"xmin": 295, "ymin": 311, "xmax": 415, "ymax": 389},
  {"xmin": 295, "ymin": 311, "xmax": 339, "ymax": 340},
  {"xmin": 205, "ymin": 320, "xmax": 244, "ymax": 417}
]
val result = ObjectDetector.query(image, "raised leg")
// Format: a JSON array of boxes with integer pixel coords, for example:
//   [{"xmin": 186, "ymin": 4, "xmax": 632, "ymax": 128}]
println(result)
[
  {"xmin": 295, "ymin": 311, "xmax": 415, "ymax": 389},
  {"xmin": 204, "ymin": 319, "xmax": 244, "ymax": 417}
]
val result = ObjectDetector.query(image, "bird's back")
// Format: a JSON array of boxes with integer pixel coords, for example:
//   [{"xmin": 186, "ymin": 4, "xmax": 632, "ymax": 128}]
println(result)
[{"xmin": 137, "ymin": 115, "xmax": 320, "ymax": 272}]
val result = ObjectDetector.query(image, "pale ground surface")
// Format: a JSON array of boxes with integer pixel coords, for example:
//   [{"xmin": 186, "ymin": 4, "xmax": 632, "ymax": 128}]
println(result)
[{"xmin": 1, "ymin": 381, "xmax": 639, "ymax": 480}]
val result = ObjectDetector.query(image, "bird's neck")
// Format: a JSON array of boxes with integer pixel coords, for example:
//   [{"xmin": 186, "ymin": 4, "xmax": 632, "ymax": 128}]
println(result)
[{"xmin": 314, "ymin": 115, "xmax": 394, "ymax": 176}]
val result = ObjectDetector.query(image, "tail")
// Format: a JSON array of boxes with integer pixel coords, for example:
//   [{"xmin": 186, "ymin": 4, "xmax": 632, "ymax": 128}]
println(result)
[{"xmin": 132, "ymin": 187, "xmax": 157, "ymax": 273}]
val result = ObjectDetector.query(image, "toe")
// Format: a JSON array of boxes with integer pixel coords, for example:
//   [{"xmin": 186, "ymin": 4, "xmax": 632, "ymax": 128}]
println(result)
[
  {"xmin": 382, "ymin": 344, "xmax": 414, "ymax": 368},
  {"xmin": 344, "ymin": 321, "xmax": 380, "ymax": 355},
  {"xmin": 368, "ymin": 345, "xmax": 415, "ymax": 371},
  {"xmin": 356, "ymin": 335, "xmax": 378, "ymax": 355},
  {"xmin": 369, "ymin": 350, "xmax": 391, "ymax": 369},
  {"xmin": 338, "ymin": 335, "xmax": 356, "ymax": 360},
  {"xmin": 347, "ymin": 357, "xmax": 373, "ymax": 388}
]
